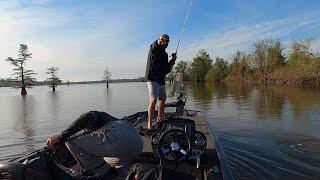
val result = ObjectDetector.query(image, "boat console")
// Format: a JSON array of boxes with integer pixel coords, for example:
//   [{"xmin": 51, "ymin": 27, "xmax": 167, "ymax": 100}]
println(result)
[{"xmin": 151, "ymin": 118, "xmax": 207, "ymax": 166}]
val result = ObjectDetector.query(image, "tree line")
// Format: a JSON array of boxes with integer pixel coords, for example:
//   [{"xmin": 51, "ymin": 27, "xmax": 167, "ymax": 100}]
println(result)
[
  {"xmin": 3, "ymin": 38, "xmax": 319, "ymax": 95},
  {"xmin": 172, "ymin": 38, "xmax": 320, "ymax": 87}
]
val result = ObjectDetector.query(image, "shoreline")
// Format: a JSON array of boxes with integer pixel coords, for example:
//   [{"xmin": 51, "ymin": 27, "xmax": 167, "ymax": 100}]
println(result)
[{"xmin": 223, "ymin": 77, "xmax": 320, "ymax": 89}]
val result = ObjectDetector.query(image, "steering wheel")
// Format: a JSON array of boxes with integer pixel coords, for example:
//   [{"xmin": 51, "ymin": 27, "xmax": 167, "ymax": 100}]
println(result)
[{"xmin": 157, "ymin": 129, "xmax": 191, "ymax": 164}]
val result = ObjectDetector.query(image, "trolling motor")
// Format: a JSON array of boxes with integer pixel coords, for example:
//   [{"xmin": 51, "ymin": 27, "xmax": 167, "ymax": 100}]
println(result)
[{"xmin": 164, "ymin": 92, "xmax": 186, "ymax": 114}]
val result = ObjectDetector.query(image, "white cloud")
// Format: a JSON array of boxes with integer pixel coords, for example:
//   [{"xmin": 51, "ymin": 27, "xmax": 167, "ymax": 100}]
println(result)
[
  {"xmin": 0, "ymin": 1, "xmax": 319, "ymax": 81},
  {"xmin": 30, "ymin": 0, "xmax": 50, "ymax": 5},
  {"xmin": 0, "ymin": 0, "xmax": 19, "ymax": 8},
  {"xmin": 0, "ymin": 1, "xmax": 182, "ymax": 81},
  {"xmin": 0, "ymin": 2, "xmax": 73, "ymax": 80},
  {"xmin": 179, "ymin": 15, "xmax": 320, "ymax": 62}
]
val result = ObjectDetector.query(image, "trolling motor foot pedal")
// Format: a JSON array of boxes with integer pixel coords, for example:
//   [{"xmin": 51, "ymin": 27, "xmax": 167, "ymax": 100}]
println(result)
[{"xmin": 196, "ymin": 157, "xmax": 200, "ymax": 169}]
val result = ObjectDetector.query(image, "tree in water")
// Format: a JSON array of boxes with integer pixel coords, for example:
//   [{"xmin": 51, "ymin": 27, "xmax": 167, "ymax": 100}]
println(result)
[
  {"xmin": 205, "ymin": 57, "xmax": 230, "ymax": 82},
  {"xmin": 251, "ymin": 39, "xmax": 285, "ymax": 79},
  {"xmin": 288, "ymin": 38, "xmax": 313, "ymax": 66},
  {"xmin": 226, "ymin": 51, "xmax": 252, "ymax": 81},
  {"xmin": 189, "ymin": 49, "xmax": 213, "ymax": 82},
  {"xmin": 267, "ymin": 40, "xmax": 285, "ymax": 69},
  {"xmin": 103, "ymin": 67, "xmax": 112, "ymax": 88},
  {"xmin": 5, "ymin": 44, "xmax": 36, "ymax": 95},
  {"xmin": 175, "ymin": 60, "xmax": 188, "ymax": 81},
  {"xmin": 46, "ymin": 66, "xmax": 61, "ymax": 91}
]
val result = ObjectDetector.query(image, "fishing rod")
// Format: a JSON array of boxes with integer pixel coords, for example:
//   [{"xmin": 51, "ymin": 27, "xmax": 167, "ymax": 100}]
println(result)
[
  {"xmin": 8, "ymin": 147, "xmax": 46, "ymax": 162},
  {"xmin": 175, "ymin": 0, "xmax": 193, "ymax": 55},
  {"xmin": 168, "ymin": 1, "xmax": 193, "ymax": 97}
]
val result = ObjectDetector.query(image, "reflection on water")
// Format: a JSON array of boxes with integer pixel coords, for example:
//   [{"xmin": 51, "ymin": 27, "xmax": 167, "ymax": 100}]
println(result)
[
  {"xmin": 0, "ymin": 94, "xmax": 37, "ymax": 159},
  {"xmin": 48, "ymin": 91, "xmax": 60, "ymax": 120},
  {"xmin": 104, "ymin": 86, "xmax": 112, "ymax": 110},
  {"xmin": 15, "ymin": 96, "xmax": 36, "ymax": 152},
  {"xmin": 0, "ymin": 83, "xmax": 319, "ymax": 179},
  {"xmin": 185, "ymin": 82, "xmax": 320, "ymax": 179}
]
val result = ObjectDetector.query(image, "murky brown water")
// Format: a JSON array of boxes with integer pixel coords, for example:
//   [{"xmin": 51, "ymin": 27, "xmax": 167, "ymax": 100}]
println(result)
[{"xmin": 0, "ymin": 82, "xmax": 319, "ymax": 179}]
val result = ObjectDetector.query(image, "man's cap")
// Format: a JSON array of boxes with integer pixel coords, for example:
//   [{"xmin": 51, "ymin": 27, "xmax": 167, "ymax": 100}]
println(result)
[{"xmin": 160, "ymin": 34, "xmax": 169, "ymax": 40}]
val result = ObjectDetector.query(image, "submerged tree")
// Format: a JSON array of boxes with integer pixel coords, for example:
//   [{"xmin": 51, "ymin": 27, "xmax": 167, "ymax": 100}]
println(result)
[
  {"xmin": 267, "ymin": 40, "xmax": 285, "ymax": 69},
  {"xmin": 189, "ymin": 49, "xmax": 213, "ymax": 82},
  {"xmin": 205, "ymin": 57, "xmax": 230, "ymax": 82},
  {"xmin": 288, "ymin": 38, "xmax": 314, "ymax": 66},
  {"xmin": 103, "ymin": 67, "xmax": 112, "ymax": 88},
  {"xmin": 252, "ymin": 40, "xmax": 270, "ymax": 78},
  {"xmin": 5, "ymin": 44, "xmax": 36, "ymax": 95},
  {"xmin": 251, "ymin": 39, "xmax": 285, "ymax": 79},
  {"xmin": 46, "ymin": 66, "xmax": 61, "ymax": 91},
  {"xmin": 175, "ymin": 60, "xmax": 188, "ymax": 81}
]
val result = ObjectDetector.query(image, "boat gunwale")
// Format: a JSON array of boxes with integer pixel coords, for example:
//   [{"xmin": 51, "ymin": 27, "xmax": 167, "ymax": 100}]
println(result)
[{"xmin": 193, "ymin": 110, "xmax": 234, "ymax": 180}]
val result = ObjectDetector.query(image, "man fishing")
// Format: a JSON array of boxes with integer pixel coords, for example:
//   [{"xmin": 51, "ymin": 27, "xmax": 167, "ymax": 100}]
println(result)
[
  {"xmin": 145, "ymin": 34, "xmax": 177, "ymax": 129},
  {"xmin": 46, "ymin": 111, "xmax": 143, "ymax": 177}
]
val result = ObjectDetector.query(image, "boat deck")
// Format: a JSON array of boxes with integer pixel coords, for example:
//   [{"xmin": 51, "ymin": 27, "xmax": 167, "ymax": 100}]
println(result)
[{"xmin": 136, "ymin": 110, "xmax": 222, "ymax": 179}]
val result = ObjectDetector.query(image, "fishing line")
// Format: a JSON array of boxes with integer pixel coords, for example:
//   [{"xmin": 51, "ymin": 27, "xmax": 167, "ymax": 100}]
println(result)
[
  {"xmin": 168, "ymin": 0, "xmax": 193, "ymax": 98},
  {"xmin": 175, "ymin": 0, "xmax": 193, "ymax": 54}
]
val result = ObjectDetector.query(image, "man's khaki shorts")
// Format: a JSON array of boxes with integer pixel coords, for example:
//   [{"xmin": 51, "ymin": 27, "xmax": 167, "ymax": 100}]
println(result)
[{"xmin": 147, "ymin": 81, "xmax": 166, "ymax": 102}]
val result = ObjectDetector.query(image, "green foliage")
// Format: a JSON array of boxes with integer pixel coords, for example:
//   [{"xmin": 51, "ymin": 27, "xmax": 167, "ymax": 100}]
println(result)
[
  {"xmin": 137, "ymin": 76, "xmax": 145, "ymax": 82},
  {"xmin": 189, "ymin": 49, "xmax": 213, "ymax": 82},
  {"xmin": 5, "ymin": 44, "xmax": 36, "ymax": 93},
  {"xmin": 287, "ymin": 38, "xmax": 313, "ymax": 66},
  {"xmin": 227, "ymin": 51, "xmax": 251, "ymax": 80},
  {"xmin": 250, "ymin": 39, "xmax": 285, "ymax": 78},
  {"xmin": 205, "ymin": 57, "xmax": 230, "ymax": 82},
  {"xmin": 175, "ymin": 61, "xmax": 188, "ymax": 74},
  {"xmin": 267, "ymin": 40, "xmax": 285, "ymax": 69},
  {"xmin": 179, "ymin": 37, "xmax": 319, "ymax": 86},
  {"xmin": 175, "ymin": 61, "xmax": 189, "ymax": 80},
  {"xmin": 46, "ymin": 66, "xmax": 61, "ymax": 91},
  {"xmin": 0, "ymin": 78, "xmax": 19, "ymax": 87},
  {"xmin": 183, "ymin": 64, "xmax": 192, "ymax": 81}
]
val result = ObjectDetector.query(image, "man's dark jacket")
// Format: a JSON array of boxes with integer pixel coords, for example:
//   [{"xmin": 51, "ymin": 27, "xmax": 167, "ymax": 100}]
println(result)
[
  {"xmin": 145, "ymin": 40, "xmax": 175, "ymax": 85},
  {"xmin": 60, "ymin": 111, "xmax": 118, "ymax": 141}
]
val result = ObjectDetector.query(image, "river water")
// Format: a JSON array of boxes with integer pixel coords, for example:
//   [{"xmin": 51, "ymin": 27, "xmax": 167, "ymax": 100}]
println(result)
[{"xmin": 0, "ymin": 82, "xmax": 319, "ymax": 179}]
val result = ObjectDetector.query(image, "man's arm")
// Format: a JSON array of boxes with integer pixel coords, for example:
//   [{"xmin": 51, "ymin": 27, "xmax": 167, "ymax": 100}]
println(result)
[
  {"xmin": 60, "ymin": 111, "xmax": 117, "ymax": 141},
  {"xmin": 149, "ymin": 42, "xmax": 160, "ymax": 75},
  {"xmin": 165, "ymin": 53, "xmax": 177, "ymax": 74},
  {"xmin": 46, "ymin": 111, "xmax": 118, "ymax": 148}
]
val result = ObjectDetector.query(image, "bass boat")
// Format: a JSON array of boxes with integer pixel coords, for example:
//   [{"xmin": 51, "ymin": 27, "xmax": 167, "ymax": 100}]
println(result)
[{"xmin": 0, "ymin": 96, "xmax": 233, "ymax": 180}]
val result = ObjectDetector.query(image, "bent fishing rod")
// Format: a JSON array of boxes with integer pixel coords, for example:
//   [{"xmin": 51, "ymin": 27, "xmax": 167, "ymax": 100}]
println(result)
[{"xmin": 174, "ymin": 0, "xmax": 193, "ymax": 56}]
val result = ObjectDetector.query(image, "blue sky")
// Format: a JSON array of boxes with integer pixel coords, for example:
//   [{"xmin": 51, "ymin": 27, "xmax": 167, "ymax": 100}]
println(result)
[{"xmin": 0, "ymin": 0, "xmax": 319, "ymax": 81}]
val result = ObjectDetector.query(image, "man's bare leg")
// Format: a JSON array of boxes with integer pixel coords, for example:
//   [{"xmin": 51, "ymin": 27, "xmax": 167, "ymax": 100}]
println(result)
[
  {"xmin": 157, "ymin": 100, "xmax": 165, "ymax": 123},
  {"xmin": 148, "ymin": 100, "xmax": 156, "ymax": 129}
]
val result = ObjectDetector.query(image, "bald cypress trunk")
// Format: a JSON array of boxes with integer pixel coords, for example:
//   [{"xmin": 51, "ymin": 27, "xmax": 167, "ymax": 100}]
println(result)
[{"xmin": 21, "ymin": 66, "xmax": 27, "ymax": 96}]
